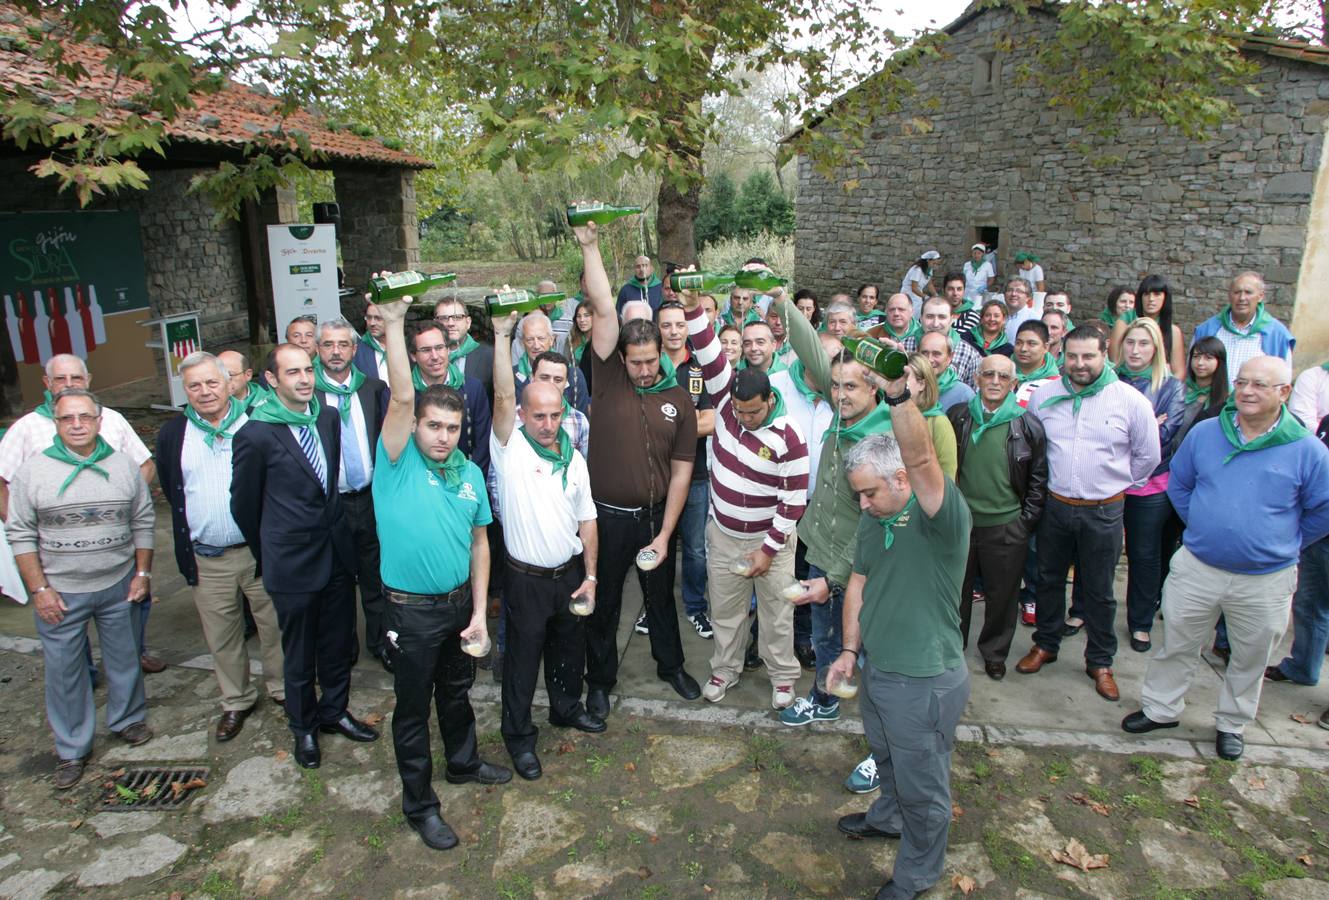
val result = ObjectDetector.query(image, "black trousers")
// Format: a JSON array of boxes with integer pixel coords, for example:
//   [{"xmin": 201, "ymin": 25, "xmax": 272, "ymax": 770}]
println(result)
[
  {"xmin": 586, "ymin": 503, "xmax": 685, "ymax": 690},
  {"xmin": 959, "ymin": 519, "xmax": 1029, "ymax": 663},
  {"xmin": 502, "ymin": 560, "xmax": 587, "ymax": 756},
  {"xmin": 1033, "ymin": 498, "xmax": 1125, "ymax": 669},
  {"xmin": 341, "ymin": 489, "xmax": 386, "ymax": 656},
  {"xmin": 269, "ymin": 565, "xmax": 356, "ymax": 735},
  {"xmin": 385, "ymin": 585, "xmax": 481, "ymax": 823}
]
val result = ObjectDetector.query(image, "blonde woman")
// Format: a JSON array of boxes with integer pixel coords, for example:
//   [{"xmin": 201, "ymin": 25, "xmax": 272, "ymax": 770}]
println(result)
[
  {"xmin": 1115, "ymin": 318, "xmax": 1186, "ymax": 653},
  {"xmin": 903, "ymin": 353, "xmax": 959, "ymax": 479}
]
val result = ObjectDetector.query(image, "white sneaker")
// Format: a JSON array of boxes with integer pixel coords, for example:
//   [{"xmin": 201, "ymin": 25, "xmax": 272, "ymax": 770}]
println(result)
[
  {"xmin": 702, "ymin": 675, "xmax": 732, "ymax": 703},
  {"xmin": 771, "ymin": 684, "xmax": 795, "ymax": 710}
]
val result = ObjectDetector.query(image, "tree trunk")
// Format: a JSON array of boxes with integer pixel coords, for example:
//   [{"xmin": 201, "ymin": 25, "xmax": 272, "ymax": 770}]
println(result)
[{"xmin": 656, "ymin": 131, "xmax": 704, "ymax": 266}]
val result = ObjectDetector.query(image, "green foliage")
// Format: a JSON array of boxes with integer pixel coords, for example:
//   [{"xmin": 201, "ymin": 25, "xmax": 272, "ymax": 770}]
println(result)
[
  {"xmin": 698, "ymin": 232, "xmax": 794, "ymax": 281},
  {"xmin": 734, "ymin": 171, "xmax": 794, "ymax": 240},
  {"xmin": 694, "ymin": 173, "xmax": 739, "ymax": 249}
]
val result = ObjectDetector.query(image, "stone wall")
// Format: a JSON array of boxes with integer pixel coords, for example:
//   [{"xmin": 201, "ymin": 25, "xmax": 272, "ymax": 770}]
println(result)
[
  {"xmin": 794, "ymin": 7, "xmax": 1328, "ymax": 340},
  {"xmin": 0, "ymin": 159, "xmax": 250, "ymax": 347},
  {"xmin": 335, "ymin": 168, "xmax": 421, "ymax": 324}
]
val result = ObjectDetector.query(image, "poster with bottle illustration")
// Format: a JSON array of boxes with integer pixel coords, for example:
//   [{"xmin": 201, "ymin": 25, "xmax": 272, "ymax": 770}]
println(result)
[{"xmin": 0, "ymin": 211, "xmax": 156, "ymax": 407}]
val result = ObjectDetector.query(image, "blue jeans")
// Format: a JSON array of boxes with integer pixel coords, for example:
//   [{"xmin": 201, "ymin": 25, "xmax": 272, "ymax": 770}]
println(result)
[
  {"xmin": 807, "ymin": 564, "xmax": 844, "ymax": 707},
  {"xmin": 678, "ymin": 480, "xmax": 709, "ymax": 617},
  {"xmin": 1275, "ymin": 537, "xmax": 1329, "ymax": 684},
  {"xmin": 1125, "ymin": 492, "xmax": 1173, "ymax": 634}
]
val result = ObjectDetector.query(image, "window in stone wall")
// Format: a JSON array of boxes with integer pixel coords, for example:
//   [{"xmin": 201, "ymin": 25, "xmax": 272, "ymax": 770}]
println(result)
[{"xmin": 973, "ymin": 51, "xmax": 1002, "ymax": 96}]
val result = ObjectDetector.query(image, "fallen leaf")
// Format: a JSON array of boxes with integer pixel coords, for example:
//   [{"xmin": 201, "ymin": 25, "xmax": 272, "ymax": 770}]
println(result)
[
  {"xmin": 1051, "ymin": 838, "xmax": 1109, "ymax": 872},
  {"xmin": 140, "ymin": 779, "xmax": 161, "ymax": 800},
  {"xmin": 648, "ymin": 834, "xmax": 659, "ymax": 844},
  {"xmin": 952, "ymin": 873, "xmax": 977, "ymax": 895},
  {"xmin": 1048, "ymin": 774, "xmax": 1062, "ymax": 783},
  {"xmin": 637, "ymin": 866, "xmax": 652, "ymax": 880},
  {"xmin": 703, "ymin": 886, "xmax": 714, "ymax": 894},
  {"xmin": 1067, "ymin": 793, "xmax": 1111, "ymax": 817},
  {"xmin": 556, "ymin": 741, "xmax": 576, "ymax": 755},
  {"xmin": 169, "ymin": 893, "xmax": 184, "ymax": 900},
  {"xmin": 1298, "ymin": 854, "xmax": 1314, "ymax": 867},
  {"xmin": 951, "ymin": 804, "xmax": 964, "ymax": 822},
  {"xmin": 275, "ymin": 749, "xmax": 290, "ymax": 762},
  {"xmin": 363, "ymin": 712, "xmax": 385, "ymax": 727},
  {"xmin": 69, "ymin": 819, "xmax": 83, "ymax": 830},
  {"xmin": 624, "ymin": 761, "xmax": 636, "ymax": 772},
  {"xmin": 1291, "ymin": 713, "xmax": 1314, "ymax": 725},
  {"xmin": 169, "ymin": 777, "xmax": 207, "ymax": 799},
  {"xmin": 107, "ymin": 768, "xmax": 126, "ymax": 779},
  {"xmin": 985, "ymin": 748, "xmax": 1001, "ymax": 758},
  {"xmin": 1247, "ymin": 776, "xmax": 1266, "ymax": 791},
  {"xmin": 1183, "ymin": 795, "xmax": 1201, "ymax": 809}
]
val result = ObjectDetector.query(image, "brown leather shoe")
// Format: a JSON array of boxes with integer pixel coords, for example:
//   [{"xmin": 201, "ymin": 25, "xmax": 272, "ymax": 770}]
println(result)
[
  {"xmin": 215, "ymin": 705, "xmax": 255, "ymax": 743},
  {"xmin": 1087, "ymin": 667, "xmax": 1120, "ymax": 701},
  {"xmin": 1015, "ymin": 646, "xmax": 1058, "ymax": 674},
  {"xmin": 140, "ymin": 654, "xmax": 167, "ymax": 674}
]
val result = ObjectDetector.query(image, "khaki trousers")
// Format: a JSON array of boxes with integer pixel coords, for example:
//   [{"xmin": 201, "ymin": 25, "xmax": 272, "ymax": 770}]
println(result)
[
  {"xmin": 193, "ymin": 547, "xmax": 285, "ymax": 710},
  {"xmin": 705, "ymin": 519, "xmax": 800, "ymax": 685}
]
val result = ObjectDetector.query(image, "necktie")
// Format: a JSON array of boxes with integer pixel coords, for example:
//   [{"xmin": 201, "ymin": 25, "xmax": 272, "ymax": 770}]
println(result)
[
  {"xmin": 341, "ymin": 413, "xmax": 368, "ymax": 491},
  {"xmin": 298, "ymin": 425, "xmax": 327, "ymax": 491}
]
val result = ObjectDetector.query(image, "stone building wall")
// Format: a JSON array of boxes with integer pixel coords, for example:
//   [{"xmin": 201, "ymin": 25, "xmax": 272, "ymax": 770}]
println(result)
[
  {"xmin": 0, "ymin": 159, "xmax": 250, "ymax": 347},
  {"xmin": 794, "ymin": 7, "xmax": 1328, "ymax": 339}
]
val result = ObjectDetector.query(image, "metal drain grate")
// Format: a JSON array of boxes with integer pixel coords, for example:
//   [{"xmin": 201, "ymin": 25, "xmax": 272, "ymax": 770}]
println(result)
[{"xmin": 98, "ymin": 766, "xmax": 209, "ymax": 811}]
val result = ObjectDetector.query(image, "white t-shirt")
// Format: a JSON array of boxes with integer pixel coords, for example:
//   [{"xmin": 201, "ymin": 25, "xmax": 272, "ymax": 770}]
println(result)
[
  {"xmin": 490, "ymin": 428, "xmax": 596, "ymax": 568},
  {"xmin": 0, "ymin": 407, "xmax": 151, "ymax": 483},
  {"xmin": 901, "ymin": 265, "xmax": 932, "ymax": 307},
  {"xmin": 963, "ymin": 260, "xmax": 994, "ymax": 297},
  {"xmin": 1017, "ymin": 265, "xmax": 1044, "ymax": 291}
]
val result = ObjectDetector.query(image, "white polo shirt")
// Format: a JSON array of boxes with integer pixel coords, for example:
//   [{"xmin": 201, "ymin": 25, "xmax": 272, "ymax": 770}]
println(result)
[{"xmin": 490, "ymin": 428, "xmax": 596, "ymax": 568}]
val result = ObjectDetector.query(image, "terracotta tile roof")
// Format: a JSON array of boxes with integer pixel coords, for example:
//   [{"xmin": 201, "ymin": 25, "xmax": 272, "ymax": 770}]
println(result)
[
  {"xmin": 1241, "ymin": 33, "xmax": 1329, "ymax": 69},
  {"xmin": 0, "ymin": 8, "xmax": 431, "ymax": 169}
]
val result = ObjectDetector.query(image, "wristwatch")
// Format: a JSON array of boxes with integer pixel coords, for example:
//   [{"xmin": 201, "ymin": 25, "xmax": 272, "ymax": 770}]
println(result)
[
  {"xmin": 586, "ymin": 575, "xmax": 598, "ymax": 583},
  {"xmin": 135, "ymin": 571, "xmax": 152, "ymax": 579},
  {"xmin": 883, "ymin": 385, "xmax": 912, "ymax": 407}
]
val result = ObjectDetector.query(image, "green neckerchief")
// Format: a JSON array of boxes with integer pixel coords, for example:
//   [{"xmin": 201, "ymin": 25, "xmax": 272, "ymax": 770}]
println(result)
[
  {"xmin": 1064, "ymin": 317, "xmax": 1075, "ymax": 331},
  {"xmin": 628, "ymin": 273, "xmax": 662, "ymax": 291},
  {"xmin": 937, "ymin": 366, "xmax": 959, "ymax": 396},
  {"xmin": 1018, "ymin": 353, "xmax": 1060, "ymax": 384},
  {"xmin": 1039, "ymin": 365, "xmax": 1118, "ymax": 416},
  {"xmin": 451, "ymin": 335, "xmax": 480, "ymax": 362},
  {"xmin": 787, "ymin": 359, "xmax": 820, "ymax": 404},
  {"xmin": 824, "ymin": 401, "xmax": 892, "ymax": 444},
  {"xmin": 755, "ymin": 386, "xmax": 788, "ymax": 430},
  {"xmin": 856, "ymin": 309, "xmax": 883, "ymax": 323},
  {"xmin": 413, "ymin": 363, "xmax": 463, "ymax": 391},
  {"xmin": 43, "ymin": 435, "xmax": 114, "ymax": 495},
  {"xmin": 313, "ymin": 359, "xmax": 366, "ymax": 424},
  {"xmin": 636, "ymin": 353, "xmax": 679, "ymax": 395},
  {"xmin": 243, "ymin": 381, "xmax": 273, "ymax": 410},
  {"xmin": 1219, "ymin": 303, "xmax": 1273, "ymax": 337},
  {"xmin": 1218, "ymin": 398, "xmax": 1308, "ymax": 464},
  {"xmin": 185, "ymin": 397, "xmax": 246, "ymax": 448},
  {"xmin": 425, "ymin": 446, "xmax": 467, "ymax": 487},
  {"xmin": 34, "ymin": 390, "xmax": 55, "ymax": 419},
  {"xmin": 516, "ymin": 353, "xmax": 533, "ymax": 380},
  {"xmin": 1115, "ymin": 362, "xmax": 1153, "ymax": 381},
  {"xmin": 968, "ymin": 325, "xmax": 1006, "ymax": 352},
  {"xmin": 923, "ymin": 402, "xmax": 945, "ymax": 417},
  {"xmin": 739, "ymin": 355, "xmax": 787, "ymax": 376},
  {"xmin": 249, "ymin": 395, "xmax": 322, "ymax": 427},
  {"xmin": 953, "ymin": 299, "xmax": 975, "ymax": 315},
  {"xmin": 520, "ymin": 424, "xmax": 573, "ymax": 487},
  {"xmin": 1099, "ymin": 308, "xmax": 1138, "ymax": 328},
  {"xmin": 1184, "ymin": 378, "xmax": 1211, "ymax": 406},
  {"xmin": 968, "ymin": 392, "xmax": 1025, "ymax": 445},
  {"xmin": 878, "ymin": 494, "xmax": 917, "ymax": 550},
  {"xmin": 884, "ymin": 318, "xmax": 923, "ymax": 343},
  {"xmin": 571, "ymin": 341, "xmax": 587, "ymax": 364},
  {"xmin": 966, "ymin": 259, "xmax": 986, "ymax": 277},
  {"xmin": 362, "ymin": 331, "xmax": 385, "ymax": 356},
  {"xmin": 724, "ymin": 308, "xmax": 761, "ymax": 329}
]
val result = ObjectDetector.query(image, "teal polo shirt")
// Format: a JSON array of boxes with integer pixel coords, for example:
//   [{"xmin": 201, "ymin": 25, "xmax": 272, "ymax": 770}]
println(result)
[{"xmin": 372, "ymin": 437, "xmax": 492, "ymax": 595}]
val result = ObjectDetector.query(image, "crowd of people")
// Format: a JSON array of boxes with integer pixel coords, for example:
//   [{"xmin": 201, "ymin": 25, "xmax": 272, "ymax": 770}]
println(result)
[{"xmin": 6, "ymin": 213, "xmax": 1329, "ymax": 898}]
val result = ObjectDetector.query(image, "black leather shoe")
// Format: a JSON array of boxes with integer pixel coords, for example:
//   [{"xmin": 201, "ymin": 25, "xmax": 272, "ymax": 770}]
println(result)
[
  {"xmin": 875, "ymin": 879, "xmax": 922, "ymax": 900},
  {"xmin": 319, "ymin": 713, "xmax": 380, "ymax": 743},
  {"xmin": 837, "ymin": 812, "xmax": 900, "ymax": 839},
  {"xmin": 408, "ymin": 813, "xmax": 459, "ymax": 851},
  {"xmin": 1121, "ymin": 710, "xmax": 1179, "ymax": 734},
  {"xmin": 743, "ymin": 650, "xmax": 765, "ymax": 671},
  {"xmin": 445, "ymin": 760, "xmax": 513, "ymax": 785},
  {"xmin": 663, "ymin": 670, "xmax": 701, "ymax": 700},
  {"xmin": 1130, "ymin": 635, "xmax": 1152, "ymax": 653},
  {"xmin": 984, "ymin": 661, "xmax": 1006, "ymax": 681},
  {"xmin": 216, "ymin": 704, "xmax": 255, "ymax": 742},
  {"xmin": 1216, "ymin": 730, "xmax": 1244, "ymax": 760},
  {"xmin": 512, "ymin": 751, "xmax": 542, "ymax": 781},
  {"xmin": 585, "ymin": 688, "xmax": 610, "ymax": 719},
  {"xmin": 373, "ymin": 651, "xmax": 395, "ymax": 674},
  {"xmin": 1060, "ymin": 621, "xmax": 1083, "ymax": 637},
  {"xmin": 1264, "ymin": 665, "xmax": 1289, "ymax": 682},
  {"xmin": 294, "ymin": 733, "xmax": 321, "ymax": 769},
  {"xmin": 549, "ymin": 710, "xmax": 607, "ymax": 734},
  {"xmin": 795, "ymin": 644, "xmax": 816, "ymax": 670}
]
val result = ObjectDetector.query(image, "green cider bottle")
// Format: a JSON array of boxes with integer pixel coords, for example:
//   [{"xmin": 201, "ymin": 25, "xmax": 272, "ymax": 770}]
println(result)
[
  {"xmin": 484, "ymin": 289, "xmax": 568, "ymax": 317},
  {"xmin": 733, "ymin": 268, "xmax": 788, "ymax": 292},
  {"xmin": 566, "ymin": 203, "xmax": 643, "ymax": 227},
  {"xmin": 841, "ymin": 336, "xmax": 908, "ymax": 380},
  {"xmin": 668, "ymin": 271, "xmax": 736, "ymax": 293},
  {"xmin": 369, "ymin": 271, "xmax": 457, "ymax": 303}
]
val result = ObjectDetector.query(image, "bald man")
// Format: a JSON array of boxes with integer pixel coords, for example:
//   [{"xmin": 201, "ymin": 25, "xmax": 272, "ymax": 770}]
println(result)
[
  {"xmin": 1190, "ymin": 272, "xmax": 1295, "ymax": 388},
  {"xmin": 616, "ymin": 256, "xmax": 663, "ymax": 315}
]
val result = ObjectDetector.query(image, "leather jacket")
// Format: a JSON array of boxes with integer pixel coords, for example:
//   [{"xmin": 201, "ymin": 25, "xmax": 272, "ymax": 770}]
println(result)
[{"xmin": 947, "ymin": 404, "xmax": 1049, "ymax": 533}]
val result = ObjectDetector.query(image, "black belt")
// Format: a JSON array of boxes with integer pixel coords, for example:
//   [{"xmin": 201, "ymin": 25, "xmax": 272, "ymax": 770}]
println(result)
[
  {"xmin": 507, "ymin": 556, "xmax": 579, "ymax": 579},
  {"xmin": 193, "ymin": 541, "xmax": 247, "ymax": 558},
  {"xmin": 385, "ymin": 584, "xmax": 468, "ymax": 605},
  {"xmin": 595, "ymin": 500, "xmax": 665, "ymax": 521},
  {"xmin": 340, "ymin": 486, "xmax": 372, "ymax": 498}
]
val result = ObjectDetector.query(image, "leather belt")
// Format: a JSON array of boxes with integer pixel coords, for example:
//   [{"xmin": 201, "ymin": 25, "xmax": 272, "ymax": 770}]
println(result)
[
  {"xmin": 340, "ymin": 486, "xmax": 372, "ymax": 498},
  {"xmin": 596, "ymin": 501, "xmax": 665, "ymax": 521},
  {"xmin": 507, "ymin": 556, "xmax": 579, "ymax": 579},
  {"xmin": 1050, "ymin": 491, "xmax": 1124, "ymax": 507},
  {"xmin": 385, "ymin": 584, "xmax": 468, "ymax": 605}
]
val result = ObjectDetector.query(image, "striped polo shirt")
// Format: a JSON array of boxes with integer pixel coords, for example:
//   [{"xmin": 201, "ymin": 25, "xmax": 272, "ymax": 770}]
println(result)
[{"xmin": 685, "ymin": 305, "xmax": 809, "ymax": 556}]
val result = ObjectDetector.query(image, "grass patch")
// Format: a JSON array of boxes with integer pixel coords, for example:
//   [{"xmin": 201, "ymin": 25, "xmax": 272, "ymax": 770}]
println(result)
[
  {"xmin": 497, "ymin": 873, "xmax": 535, "ymax": 899},
  {"xmin": 200, "ymin": 872, "xmax": 240, "ymax": 899},
  {"xmin": 1234, "ymin": 845, "xmax": 1305, "ymax": 892},
  {"xmin": 1122, "ymin": 792, "xmax": 1169, "ymax": 818},
  {"xmin": 301, "ymin": 768, "xmax": 325, "ymax": 801},
  {"xmin": 1130, "ymin": 756, "xmax": 1165, "ymax": 786},
  {"xmin": 1043, "ymin": 757, "xmax": 1072, "ymax": 781},
  {"xmin": 983, "ymin": 828, "xmax": 1039, "ymax": 878},
  {"xmin": 748, "ymin": 734, "xmax": 785, "ymax": 773},
  {"xmin": 972, "ymin": 759, "xmax": 993, "ymax": 780},
  {"xmin": 1086, "ymin": 784, "xmax": 1112, "ymax": 804},
  {"xmin": 587, "ymin": 752, "xmax": 613, "ymax": 776}
]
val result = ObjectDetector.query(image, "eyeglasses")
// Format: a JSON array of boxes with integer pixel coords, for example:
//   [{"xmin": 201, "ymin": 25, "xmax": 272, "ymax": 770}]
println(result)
[
  {"xmin": 977, "ymin": 371, "xmax": 1013, "ymax": 381},
  {"xmin": 55, "ymin": 413, "xmax": 100, "ymax": 425},
  {"xmin": 435, "ymin": 314, "xmax": 467, "ymax": 323},
  {"xmin": 1232, "ymin": 378, "xmax": 1288, "ymax": 392}
]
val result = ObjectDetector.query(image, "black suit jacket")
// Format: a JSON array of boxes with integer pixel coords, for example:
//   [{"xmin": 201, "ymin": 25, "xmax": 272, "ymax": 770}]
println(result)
[
  {"xmin": 230, "ymin": 406, "xmax": 356, "ymax": 593},
  {"xmin": 156, "ymin": 415, "xmax": 201, "ymax": 585}
]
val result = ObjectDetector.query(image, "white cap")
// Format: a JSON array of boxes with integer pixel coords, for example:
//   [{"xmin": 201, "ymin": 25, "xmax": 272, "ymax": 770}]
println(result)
[
  {"xmin": 921, "ymin": 250, "xmax": 941, "ymax": 261},
  {"xmin": 971, "ymin": 243, "xmax": 986, "ymax": 251}
]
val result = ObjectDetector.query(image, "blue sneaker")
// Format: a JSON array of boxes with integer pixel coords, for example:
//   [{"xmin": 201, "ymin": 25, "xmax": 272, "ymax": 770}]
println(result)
[
  {"xmin": 844, "ymin": 755, "xmax": 879, "ymax": 794},
  {"xmin": 779, "ymin": 695, "xmax": 840, "ymax": 727}
]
